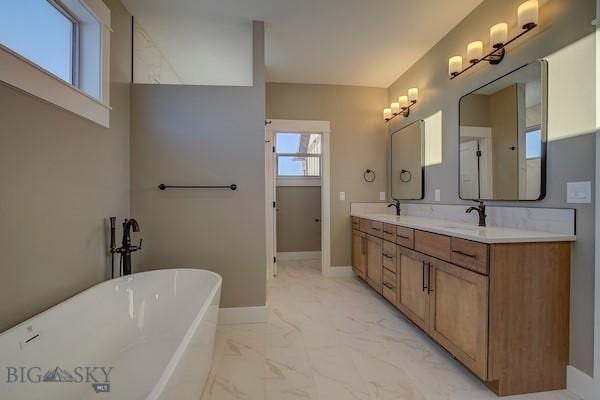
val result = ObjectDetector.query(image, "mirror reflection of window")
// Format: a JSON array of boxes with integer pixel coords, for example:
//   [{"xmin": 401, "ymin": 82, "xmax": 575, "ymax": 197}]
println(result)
[{"xmin": 459, "ymin": 60, "xmax": 547, "ymax": 201}]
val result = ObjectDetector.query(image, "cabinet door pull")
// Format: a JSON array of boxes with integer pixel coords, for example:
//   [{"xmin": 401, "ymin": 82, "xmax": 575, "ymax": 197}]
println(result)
[
  {"xmin": 383, "ymin": 230, "xmax": 394, "ymax": 235},
  {"xmin": 383, "ymin": 254, "xmax": 393, "ymax": 259},
  {"xmin": 452, "ymin": 250, "xmax": 476, "ymax": 258},
  {"xmin": 383, "ymin": 282, "xmax": 394, "ymax": 290},
  {"xmin": 397, "ymin": 234, "xmax": 410, "ymax": 240},
  {"xmin": 371, "ymin": 227, "xmax": 381, "ymax": 232},
  {"xmin": 422, "ymin": 260, "xmax": 427, "ymax": 292},
  {"xmin": 427, "ymin": 262, "xmax": 433, "ymax": 294}
]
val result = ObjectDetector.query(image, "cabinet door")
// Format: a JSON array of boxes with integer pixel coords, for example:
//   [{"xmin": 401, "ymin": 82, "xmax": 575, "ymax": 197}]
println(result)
[
  {"xmin": 366, "ymin": 235, "xmax": 383, "ymax": 293},
  {"xmin": 351, "ymin": 230, "xmax": 367, "ymax": 279},
  {"xmin": 428, "ymin": 259, "xmax": 489, "ymax": 379},
  {"xmin": 397, "ymin": 246, "xmax": 430, "ymax": 331}
]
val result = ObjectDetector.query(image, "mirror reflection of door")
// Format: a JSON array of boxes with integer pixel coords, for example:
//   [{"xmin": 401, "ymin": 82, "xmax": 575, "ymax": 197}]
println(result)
[
  {"xmin": 460, "ymin": 140, "xmax": 480, "ymax": 199},
  {"xmin": 458, "ymin": 60, "xmax": 546, "ymax": 201}
]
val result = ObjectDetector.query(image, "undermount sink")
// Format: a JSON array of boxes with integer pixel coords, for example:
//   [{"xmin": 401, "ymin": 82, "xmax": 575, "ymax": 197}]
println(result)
[{"xmin": 438, "ymin": 224, "xmax": 483, "ymax": 233}]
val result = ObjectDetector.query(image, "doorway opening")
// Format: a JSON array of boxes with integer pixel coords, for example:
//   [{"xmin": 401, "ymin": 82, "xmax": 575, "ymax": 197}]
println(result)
[{"xmin": 265, "ymin": 120, "xmax": 331, "ymax": 278}]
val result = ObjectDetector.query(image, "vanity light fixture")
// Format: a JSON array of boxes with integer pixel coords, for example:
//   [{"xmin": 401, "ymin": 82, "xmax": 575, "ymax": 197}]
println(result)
[
  {"xmin": 448, "ymin": 0, "xmax": 538, "ymax": 79},
  {"xmin": 384, "ymin": 89, "xmax": 419, "ymax": 122}
]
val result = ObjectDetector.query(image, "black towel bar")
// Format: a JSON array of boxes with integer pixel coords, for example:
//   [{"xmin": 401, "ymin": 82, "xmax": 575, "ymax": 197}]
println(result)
[{"xmin": 158, "ymin": 184, "xmax": 237, "ymax": 191}]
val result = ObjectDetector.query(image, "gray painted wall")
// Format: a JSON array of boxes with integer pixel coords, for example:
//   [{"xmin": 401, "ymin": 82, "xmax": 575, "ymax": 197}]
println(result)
[
  {"xmin": 0, "ymin": 0, "xmax": 131, "ymax": 332},
  {"xmin": 387, "ymin": 0, "xmax": 596, "ymax": 375},
  {"xmin": 276, "ymin": 186, "xmax": 321, "ymax": 252},
  {"xmin": 266, "ymin": 83, "xmax": 389, "ymax": 266},
  {"xmin": 130, "ymin": 22, "xmax": 267, "ymax": 309}
]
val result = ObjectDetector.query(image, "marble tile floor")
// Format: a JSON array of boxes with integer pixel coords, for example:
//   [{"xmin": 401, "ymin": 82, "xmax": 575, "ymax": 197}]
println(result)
[{"xmin": 201, "ymin": 259, "xmax": 580, "ymax": 400}]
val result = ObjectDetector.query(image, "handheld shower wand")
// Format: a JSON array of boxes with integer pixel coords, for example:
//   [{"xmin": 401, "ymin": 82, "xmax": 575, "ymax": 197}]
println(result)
[{"xmin": 109, "ymin": 217, "xmax": 116, "ymax": 278}]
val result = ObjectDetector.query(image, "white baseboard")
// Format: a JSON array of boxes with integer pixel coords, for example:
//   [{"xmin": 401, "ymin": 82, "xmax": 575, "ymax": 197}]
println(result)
[
  {"xmin": 277, "ymin": 251, "xmax": 321, "ymax": 261},
  {"xmin": 323, "ymin": 266, "xmax": 356, "ymax": 278},
  {"xmin": 219, "ymin": 305, "xmax": 268, "ymax": 325},
  {"xmin": 567, "ymin": 365, "xmax": 599, "ymax": 400}
]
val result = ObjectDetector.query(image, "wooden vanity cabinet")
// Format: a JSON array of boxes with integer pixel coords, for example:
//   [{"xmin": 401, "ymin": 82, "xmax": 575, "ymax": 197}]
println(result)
[
  {"xmin": 365, "ymin": 234, "xmax": 383, "ymax": 293},
  {"xmin": 351, "ymin": 229, "xmax": 367, "ymax": 279},
  {"xmin": 351, "ymin": 217, "xmax": 571, "ymax": 396},
  {"xmin": 396, "ymin": 246, "xmax": 430, "ymax": 332},
  {"xmin": 428, "ymin": 257, "xmax": 489, "ymax": 380}
]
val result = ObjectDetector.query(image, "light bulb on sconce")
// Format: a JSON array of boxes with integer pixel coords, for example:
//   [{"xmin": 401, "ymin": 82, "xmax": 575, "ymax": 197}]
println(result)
[
  {"xmin": 398, "ymin": 96, "xmax": 409, "ymax": 109},
  {"xmin": 383, "ymin": 108, "xmax": 392, "ymax": 121},
  {"xmin": 467, "ymin": 41, "xmax": 483, "ymax": 63},
  {"xmin": 518, "ymin": 0, "xmax": 538, "ymax": 30},
  {"xmin": 449, "ymin": 56, "xmax": 463, "ymax": 77},
  {"xmin": 408, "ymin": 88, "xmax": 419, "ymax": 104},
  {"xmin": 390, "ymin": 102, "xmax": 400, "ymax": 115},
  {"xmin": 490, "ymin": 23, "xmax": 508, "ymax": 48}
]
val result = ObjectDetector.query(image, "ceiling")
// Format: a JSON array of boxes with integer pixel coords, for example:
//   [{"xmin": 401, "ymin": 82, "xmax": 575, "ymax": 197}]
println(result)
[{"xmin": 122, "ymin": 0, "xmax": 483, "ymax": 88}]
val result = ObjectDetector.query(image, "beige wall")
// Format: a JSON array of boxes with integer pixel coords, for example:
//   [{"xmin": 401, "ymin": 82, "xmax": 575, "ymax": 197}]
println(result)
[
  {"xmin": 460, "ymin": 94, "xmax": 491, "ymax": 127},
  {"xmin": 0, "ymin": 0, "xmax": 131, "ymax": 332},
  {"xmin": 130, "ymin": 22, "xmax": 266, "ymax": 309},
  {"xmin": 387, "ymin": 0, "xmax": 596, "ymax": 374},
  {"xmin": 276, "ymin": 186, "xmax": 321, "ymax": 252},
  {"xmin": 266, "ymin": 83, "xmax": 388, "ymax": 266}
]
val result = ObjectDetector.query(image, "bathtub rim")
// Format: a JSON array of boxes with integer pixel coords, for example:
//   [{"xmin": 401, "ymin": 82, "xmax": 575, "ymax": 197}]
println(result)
[{"xmin": 0, "ymin": 267, "xmax": 222, "ymax": 337}]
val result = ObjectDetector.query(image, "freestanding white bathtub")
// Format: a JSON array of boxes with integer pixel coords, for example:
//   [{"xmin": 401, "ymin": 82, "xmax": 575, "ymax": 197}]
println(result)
[{"xmin": 0, "ymin": 269, "xmax": 222, "ymax": 400}]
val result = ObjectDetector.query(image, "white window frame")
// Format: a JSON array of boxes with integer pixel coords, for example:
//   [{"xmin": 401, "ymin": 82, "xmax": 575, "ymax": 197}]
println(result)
[{"xmin": 0, "ymin": 0, "xmax": 111, "ymax": 127}]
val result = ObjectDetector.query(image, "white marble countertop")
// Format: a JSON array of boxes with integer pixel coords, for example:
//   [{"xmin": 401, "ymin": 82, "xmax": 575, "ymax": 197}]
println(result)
[{"xmin": 351, "ymin": 213, "xmax": 576, "ymax": 244}]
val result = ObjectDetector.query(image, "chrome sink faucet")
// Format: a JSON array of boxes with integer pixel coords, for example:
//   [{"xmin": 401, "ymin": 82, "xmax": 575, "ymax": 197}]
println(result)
[
  {"xmin": 388, "ymin": 200, "xmax": 401, "ymax": 216},
  {"xmin": 466, "ymin": 200, "xmax": 487, "ymax": 227}
]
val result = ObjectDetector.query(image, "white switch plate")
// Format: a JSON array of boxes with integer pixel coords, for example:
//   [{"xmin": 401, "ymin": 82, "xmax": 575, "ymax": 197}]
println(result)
[
  {"xmin": 379, "ymin": 192, "xmax": 386, "ymax": 201},
  {"xmin": 339, "ymin": 192, "xmax": 346, "ymax": 201},
  {"xmin": 435, "ymin": 189, "xmax": 441, "ymax": 202},
  {"xmin": 567, "ymin": 181, "xmax": 592, "ymax": 204}
]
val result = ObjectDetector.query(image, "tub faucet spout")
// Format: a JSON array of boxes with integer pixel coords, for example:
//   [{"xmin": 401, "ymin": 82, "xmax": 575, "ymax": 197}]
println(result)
[{"xmin": 109, "ymin": 218, "xmax": 142, "ymax": 277}]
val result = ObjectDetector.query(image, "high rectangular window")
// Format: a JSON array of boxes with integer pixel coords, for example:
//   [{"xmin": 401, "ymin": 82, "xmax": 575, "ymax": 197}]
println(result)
[
  {"xmin": 276, "ymin": 133, "xmax": 322, "ymax": 177},
  {"xmin": 0, "ymin": 0, "xmax": 110, "ymax": 125},
  {"xmin": 0, "ymin": 0, "xmax": 76, "ymax": 84}
]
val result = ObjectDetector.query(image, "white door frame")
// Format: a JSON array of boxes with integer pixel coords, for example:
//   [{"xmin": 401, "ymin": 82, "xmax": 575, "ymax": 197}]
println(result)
[{"xmin": 265, "ymin": 119, "xmax": 331, "ymax": 278}]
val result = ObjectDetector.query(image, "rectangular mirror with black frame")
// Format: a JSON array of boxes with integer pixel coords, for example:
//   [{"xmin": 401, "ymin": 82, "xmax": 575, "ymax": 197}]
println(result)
[
  {"xmin": 459, "ymin": 59, "xmax": 547, "ymax": 201},
  {"xmin": 391, "ymin": 120, "xmax": 425, "ymax": 200}
]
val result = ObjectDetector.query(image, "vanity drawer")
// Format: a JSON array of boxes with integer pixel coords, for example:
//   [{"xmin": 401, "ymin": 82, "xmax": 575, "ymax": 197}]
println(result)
[
  {"xmin": 395, "ymin": 226, "xmax": 415, "ymax": 249},
  {"xmin": 382, "ymin": 240, "xmax": 397, "ymax": 273},
  {"xmin": 360, "ymin": 219, "xmax": 383, "ymax": 238},
  {"xmin": 450, "ymin": 238, "xmax": 489, "ymax": 275},
  {"xmin": 382, "ymin": 268, "xmax": 397, "ymax": 304},
  {"xmin": 383, "ymin": 223, "xmax": 397, "ymax": 242},
  {"xmin": 352, "ymin": 217, "xmax": 360, "ymax": 230},
  {"xmin": 414, "ymin": 230, "xmax": 451, "ymax": 261}
]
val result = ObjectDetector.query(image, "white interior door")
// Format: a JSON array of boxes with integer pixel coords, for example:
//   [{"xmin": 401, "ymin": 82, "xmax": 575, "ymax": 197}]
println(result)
[{"xmin": 460, "ymin": 140, "xmax": 480, "ymax": 199}]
